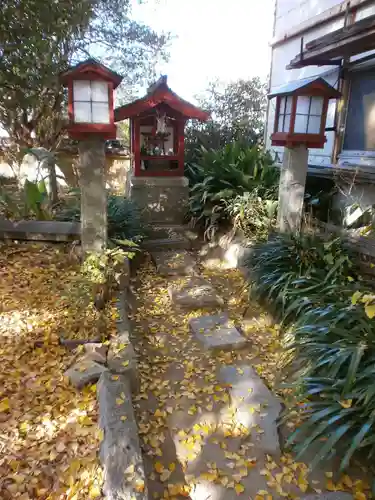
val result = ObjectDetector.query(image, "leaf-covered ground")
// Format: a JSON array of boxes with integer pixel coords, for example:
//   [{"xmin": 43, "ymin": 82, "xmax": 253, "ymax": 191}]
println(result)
[
  {"xmin": 130, "ymin": 257, "xmax": 371, "ymax": 499},
  {"xmin": 0, "ymin": 242, "xmax": 116, "ymax": 499}
]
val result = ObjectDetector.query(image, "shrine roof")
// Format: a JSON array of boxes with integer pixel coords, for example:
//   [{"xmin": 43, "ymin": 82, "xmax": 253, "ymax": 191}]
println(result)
[
  {"xmin": 114, "ymin": 75, "xmax": 209, "ymax": 122},
  {"xmin": 60, "ymin": 58, "xmax": 123, "ymax": 88}
]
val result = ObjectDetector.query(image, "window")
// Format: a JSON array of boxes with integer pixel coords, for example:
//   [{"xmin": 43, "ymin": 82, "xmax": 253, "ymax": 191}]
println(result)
[
  {"xmin": 294, "ymin": 96, "xmax": 323, "ymax": 134},
  {"xmin": 344, "ymin": 69, "xmax": 375, "ymax": 151},
  {"xmin": 73, "ymin": 81, "xmax": 110, "ymax": 124},
  {"xmin": 277, "ymin": 96, "xmax": 293, "ymax": 132}
]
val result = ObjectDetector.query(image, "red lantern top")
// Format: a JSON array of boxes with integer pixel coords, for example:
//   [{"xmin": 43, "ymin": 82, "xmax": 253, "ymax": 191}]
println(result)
[
  {"xmin": 268, "ymin": 77, "xmax": 340, "ymax": 149},
  {"xmin": 60, "ymin": 59, "xmax": 123, "ymax": 140}
]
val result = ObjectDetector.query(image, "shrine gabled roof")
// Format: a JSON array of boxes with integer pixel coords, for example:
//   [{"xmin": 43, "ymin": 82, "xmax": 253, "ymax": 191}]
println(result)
[{"xmin": 114, "ymin": 75, "xmax": 209, "ymax": 122}]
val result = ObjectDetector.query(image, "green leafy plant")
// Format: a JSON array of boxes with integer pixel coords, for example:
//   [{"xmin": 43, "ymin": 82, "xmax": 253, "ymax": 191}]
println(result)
[
  {"xmin": 56, "ymin": 191, "xmax": 144, "ymax": 243},
  {"xmin": 0, "ymin": 179, "xmax": 51, "ymax": 220},
  {"xmin": 226, "ymin": 190, "xmax": 278, "ymax": 241},
  {"xmin": 244, "ymin": 233, "xmax": 375, "ymax": 469},
  {"xmin": 187, "ymin": 142, "xmax": 278, "ymax": 239}
]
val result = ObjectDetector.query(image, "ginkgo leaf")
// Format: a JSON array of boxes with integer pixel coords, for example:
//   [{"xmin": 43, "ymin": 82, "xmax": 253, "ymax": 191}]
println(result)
[
  {"xmin": 0, "ymin": 398, "xmax": 10, "ymax": 412},
  {"xmin": 365, "ymin": 303, "xmax": 375, "ymax": 319},
  {"xmin": 154, "ymin": 462, "xmax": 164, "ymax": 473},
  {"xmin": 234, "ymin": 483, "xmax": 245, "ymax": 495}
]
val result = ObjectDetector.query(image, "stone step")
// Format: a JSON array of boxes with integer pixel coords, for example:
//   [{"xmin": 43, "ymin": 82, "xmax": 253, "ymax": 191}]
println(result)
[
  {"xmin": 218, "ymin": 364, "xmax": 282, "ymax": 455},
  {"xmin": 169, "ymin": 277, "xmax": 224, "ymax": 309},
  {"xmin": 150, "ymin": 250, "xmax": 197, "ymax": 276},
  {"xmin": 189, "ymin": 313, "xmax": 247, "ymax": 350},
  {"xmin": 141, "ymin": 236, "xmax": 191, "ymax": 251}
]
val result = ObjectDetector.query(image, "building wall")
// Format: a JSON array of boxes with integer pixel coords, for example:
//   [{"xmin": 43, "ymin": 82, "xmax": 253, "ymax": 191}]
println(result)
[
  {"xmin": 0, "ymin": 152, "xmax": 131, "ymax": 194},
  {"xmin": 267, "ymin": 0, "xmax": 375, "ymax": 167}
]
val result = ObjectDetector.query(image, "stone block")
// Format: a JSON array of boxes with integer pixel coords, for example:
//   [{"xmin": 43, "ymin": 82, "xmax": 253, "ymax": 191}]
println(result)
[
  {"xmin": 301, "ymin": 495, "xmax": 353, "ymax": 500},
  {"xmin": 169, "ymin": 277, "xmax": 224, "ymax": 309},
  {"xmin": 189, "ymin": 313, "xmax": 247, "ymax": 350},
  {"xmin": 218, "ymin": 364, "xmax": 282, "ymax": 454},
  {"xmin": 82, "ymin": 343, "xmax": 108, "ymax": 364},
  {"xmin": 98, "ymin": 372, "xmax": 147, "ymax": 500},
  {"xmin": 151, "ymin": 250, "xmax": 196, "ymax": 276},
  {"xmin": 64, "ymin": 359, "xmax": 107, "ymax": 389}
]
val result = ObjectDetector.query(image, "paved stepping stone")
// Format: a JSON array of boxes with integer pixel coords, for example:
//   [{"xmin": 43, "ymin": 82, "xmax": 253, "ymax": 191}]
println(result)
[
  {"xmin": 218, "ymin": 364, "xmax": 282, "ymax": 454},
  {"xmin": 151, "ymin": 250, "xmax": 196, "ymax": 276},
  {"xmin": 189, "ymin": 313, "xmax": 247, "ymax": 350},
  {"xmin": 169, "ymin": 277, "xmax": 224, "ymax": 309},
  {"xmin": 302, "ymin": 495, "xmax": 353, "ymax": 500},
  {"xmin": 64, "ymin": 358, "xmax": 107, "ymax": 389}
]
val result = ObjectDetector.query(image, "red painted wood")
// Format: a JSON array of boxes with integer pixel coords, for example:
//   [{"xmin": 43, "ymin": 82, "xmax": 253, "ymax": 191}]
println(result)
[
  {"xmin": 320, "ymin": 97, "xmax": 329, "ymax": 136},
  {"xmin": 289, "ymin": 95, "xmax": 297, "ymax": 133},
  {"xmin": 68, "ymin": 83, "xmax": 74, "ymax": 123},
  {"xmin": 274, "ymin": 96, "xmax": 281, "ymax": 134},
  {"xmin": 141, "ymin": 155, "xmax": 179, "ymax": 161},
  {"xmin": 271, "ymin": 131, "xmax": 326, "ymax": 148},
  {"xmin": 67, "ymin": 124, "xmax": 117, "ymax": 140},
  {"xmin": 136, "ymin": 169, "xmax": 182, "ymax": 177},
  {"xmin": 114, "ymin": 77, "xmax": 209, "ymax": 122},
  {"xmin": 108, "ymin": 82, "xmax": 114, "ymax": 128},
  {"xmin": 61, "ymin": 60, "xmax": 122, "ymax": 88},
  {"xmin": 133, "ymin": 118, "xmax": 141, "ymax": 176}
]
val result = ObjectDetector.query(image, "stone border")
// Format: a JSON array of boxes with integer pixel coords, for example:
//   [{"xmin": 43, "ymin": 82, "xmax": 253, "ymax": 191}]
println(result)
[
  {"xmin": 0, "ymin": 219, "xmax": 80, "ymax": 242},
  {"xmin": 97, "ymin": 256, "xmax": 148, "ymax": 499}
]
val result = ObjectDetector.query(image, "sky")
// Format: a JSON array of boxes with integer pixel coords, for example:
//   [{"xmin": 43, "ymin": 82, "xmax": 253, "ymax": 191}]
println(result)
[{"xmin": 131, "ymin": 0, "xmax": 275, "ymax": 102}]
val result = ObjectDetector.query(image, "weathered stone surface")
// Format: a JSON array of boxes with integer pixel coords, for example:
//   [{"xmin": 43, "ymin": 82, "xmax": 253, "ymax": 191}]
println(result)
[
  {"xmin": 65, "ymin": 359, "xmax": 107, "ymax": 389},
  {"xmin": 189, "ymin": 313, "xmax": 247, "ymax": 350},
  {"xmin": 169, "ymin": 277, "xmax": 224, "ymax": 309},
  {"xmin": 302, "ymin": 495, "xmax": 353, "ymax": 500},
  {"xmin": 82, "ymin": 343, "xmax": 108, "ymax": 364},
  {"xmin": 141, "ymin": 236, "xmax": 191, "ymax": 251},
  {"xmin": 218, "ymin": 364, "xmax": 282, "ymax": 454},
  {"xmin": 59, "ymin": 337, "xmax": 102, "ymax": 350},
  {"xmin": 108, "ymin": 291, "xmax": 139, "ymax": 392},
  {"xmin": 151, "ymin": 250, "xmax": 196, "ymax": 276},
  {"xmin": 98, "ymin": 372, "xmax": 147, "ymax": 500},
  {"xmin": 0, "ymin": 220, "xmax": 80, "ymax": 242}
]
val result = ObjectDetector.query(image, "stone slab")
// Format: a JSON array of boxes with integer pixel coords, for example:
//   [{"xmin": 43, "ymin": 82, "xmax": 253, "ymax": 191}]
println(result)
[
  {"xmin": 107, "ymin": 291, "xmax": 139, "ymax": 393},
  {"xmin": 0, "ymin": 219, "xmax": 80, "ymax": 242},
  {"xmin": 302, "ymin": 495, "xmax": 353, "ymax": 500},
  {"xmin": 169, "ymin": 277, "xmax": 224, "ymax": 309},
  {"xmin": 151, "ymin": 250, "xmax": 196, "ymax": 276},
  {"xmin": 82, "ymin": 343, "xmax": 108, "ymax": 364},
  {"xmin": 64, "ymin": 359, "xmax": 107, "ymax": 389},
  {"xmin": 98, "ymin": 372, "xmax": 147, "ymax": 500},
  {"xmin": 218, "ymin": 364, "xmax": 282, "ymax": 454},
  {"xmin": 141, "ymin": 237, "xmax": 191, "ymax": 251},
  {"xmin": 189, "ymin": 313, "xmax": 247, "ymax": 350}
]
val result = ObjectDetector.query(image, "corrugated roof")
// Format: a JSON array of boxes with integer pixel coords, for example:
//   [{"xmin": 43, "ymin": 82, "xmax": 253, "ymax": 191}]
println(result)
[{"xmin": 268, "ymin": 76, "xmax": 339, "ymax": 98}]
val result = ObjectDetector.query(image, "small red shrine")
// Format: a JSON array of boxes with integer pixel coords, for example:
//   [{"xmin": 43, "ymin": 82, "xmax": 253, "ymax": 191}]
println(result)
[{"xmin": 114, "ymin": 76, "xmax": 209, "ymax": 176}]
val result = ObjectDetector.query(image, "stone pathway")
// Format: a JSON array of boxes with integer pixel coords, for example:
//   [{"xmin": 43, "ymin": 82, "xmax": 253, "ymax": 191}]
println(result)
[{"xmin": 129, "ymin": 250, "xmax": 367, "ymax": 499}]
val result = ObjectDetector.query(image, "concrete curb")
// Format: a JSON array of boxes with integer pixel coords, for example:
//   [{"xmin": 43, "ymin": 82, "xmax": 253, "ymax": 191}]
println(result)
[{"xmin": 97, "ymin": 256, "xmax": 147, "ymax": 500}]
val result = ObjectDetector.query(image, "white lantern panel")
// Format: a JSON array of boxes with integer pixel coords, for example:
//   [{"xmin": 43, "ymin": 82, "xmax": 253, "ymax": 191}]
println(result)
[
  {"xmin": 296, "ymin": 96, "xmax": 310, "ymax": 115},
  {"xmin": 73, "ymin": 80, "xmax": 91, "ymax": 101},
  {"xmin": 310, "ymin": 96, "xmax": 324, "ymax": 115},
  {"xmin": 285, "ymin": 96, "xmax": 293, "ymax": 114},
  {"xmin": 278, "ymin": 114, "xmax": 285, "ymax": 132},
  {"xmin": 91, "ymin": 81, "xmax": 109, "ymax": 102},
  {"xmin": 294, "ymin": 114, "xmax": 308, "ymax": 133},
  {"xmin": 283, "ymin": 114, "xmax": 291, "ymax": 132},
  {"xmin": 74, "ymin": 102, "xmax": 91, "ymax": 123},
  {"xmin": 280, "ymin": 97, "xmax": 286, "ymax": 114},
  {"xmin": 92, "ymin": 102, "xmax": 110, "ymax": 124},
  {"xmin": 307, "ymin": 115, "xmax": 321, "ymax": 134}
]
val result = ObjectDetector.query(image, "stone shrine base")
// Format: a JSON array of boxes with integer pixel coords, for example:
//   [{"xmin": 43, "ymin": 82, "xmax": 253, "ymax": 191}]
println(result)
[{"xmin": 129, "ymin": 176, "xmax": 189, "ymax": 225}]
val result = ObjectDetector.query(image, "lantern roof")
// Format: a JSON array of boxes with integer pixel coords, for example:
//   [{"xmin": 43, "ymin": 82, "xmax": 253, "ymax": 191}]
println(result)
[
  {"xmin": 268, "ymin": 76, "xmax": 340, "ymax": 99},
  {"xmin": 114, "ymin": 75, "xmax": 209, "ymax": 122},
  {"xmin": 60, "ymin": 58, "xmax": 123, "ymax": 88}
]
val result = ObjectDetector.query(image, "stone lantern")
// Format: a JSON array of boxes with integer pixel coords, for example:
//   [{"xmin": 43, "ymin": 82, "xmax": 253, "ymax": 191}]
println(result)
[{"xmin": 61, "ymin": 59, "xmax": 123, "ymax": 253}]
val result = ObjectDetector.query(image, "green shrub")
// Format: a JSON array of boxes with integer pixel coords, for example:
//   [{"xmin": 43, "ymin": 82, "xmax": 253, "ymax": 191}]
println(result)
[
  {"xmin": 56, "ymin": 192, "xmax": 144, "ymax": 242},
  {"xmin": 225, "ymin": 190, "xmax": 278, "ymax": 241},
  {"xmin": 0, "ymin": 179, "xmax": 51, "ymax": 220},
  {"xmin": 187, "ymin": 142, "xmax": 278, "ymax": 239},
  {"xmin": 245, "ymin": 233, "xmax": 375, "ymax": 469}
]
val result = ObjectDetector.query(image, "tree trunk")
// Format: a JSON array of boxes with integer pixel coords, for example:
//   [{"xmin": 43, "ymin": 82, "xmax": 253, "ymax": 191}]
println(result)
[{"xmin": 49, "ymin": 159, "xmax": 59, "ymax": 206}]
